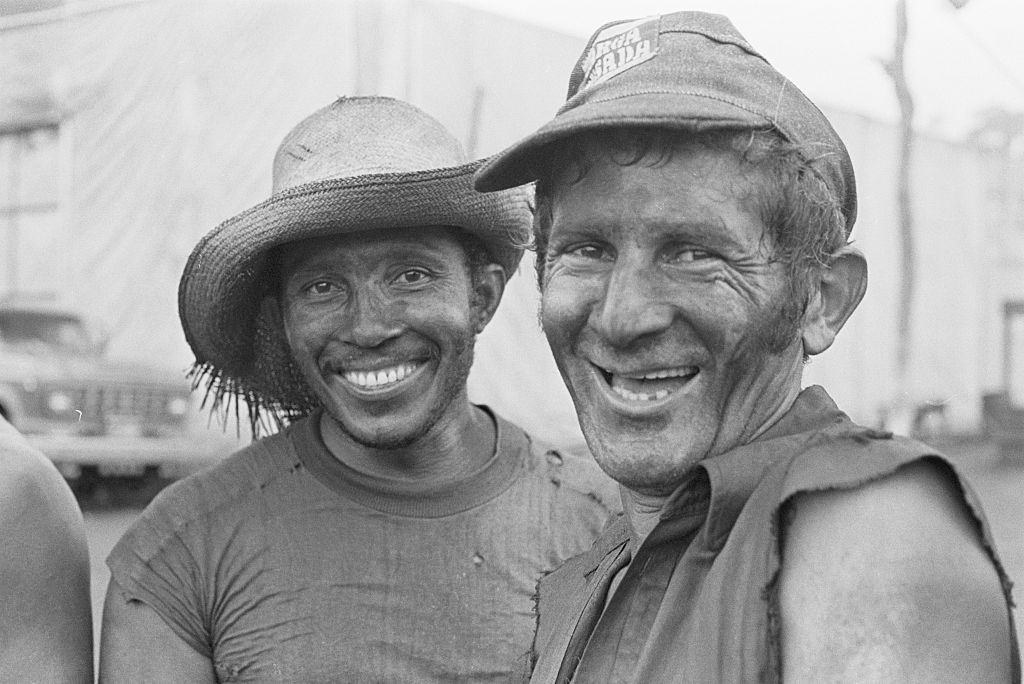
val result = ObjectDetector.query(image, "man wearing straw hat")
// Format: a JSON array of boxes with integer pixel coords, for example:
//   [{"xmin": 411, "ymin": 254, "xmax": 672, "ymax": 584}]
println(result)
[
  {"xmin": 475, "ymin": 11, "xmax": 1019, "ymax": 683},
  {"xmin": 99, "ymin": 96, "xmax": 617, "ymax": 682}
]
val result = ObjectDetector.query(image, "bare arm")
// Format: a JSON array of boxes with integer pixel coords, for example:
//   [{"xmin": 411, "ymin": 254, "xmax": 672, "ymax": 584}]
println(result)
[
  {"xmin": 780, "ymin": 460, "xmax": 1013, "ymax": 683},
  {"xmin": 100, "ymin": 577, "xmax": 217, "ymax": 682},
  {"xmin": 99, "ymin": 577, "xmax": 216, "ymax": 683},
  {"xmin": 0, "ymin": 440, "xmax": 92, "ymax": 683}
]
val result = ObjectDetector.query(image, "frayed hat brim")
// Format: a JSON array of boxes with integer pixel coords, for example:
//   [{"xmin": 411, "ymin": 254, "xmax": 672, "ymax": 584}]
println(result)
[{"xmin": 179, "ymin": 158, "xmax": 530, "ymax": 381}]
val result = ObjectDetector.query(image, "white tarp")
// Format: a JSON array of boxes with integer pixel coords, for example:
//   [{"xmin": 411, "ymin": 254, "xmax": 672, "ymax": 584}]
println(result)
[{"xmin": 2, "ymin": 0, "xmax": 1023, "ymax": 446}]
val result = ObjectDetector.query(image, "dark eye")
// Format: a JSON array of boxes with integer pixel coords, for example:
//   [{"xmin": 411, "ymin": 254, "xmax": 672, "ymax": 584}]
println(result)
[
  {"xmin": 666, "ymin": 247, "xmax": 714, "ymax": 263},
  {"xmin": 395, "ymin": 269, "xmax": 430, "ymax": 285},
  {"xmin": 568, "ymin": 244, "xmax": 612, "ymax": 261},
  {"xmin": 304, "ymin": 280, "xmax": 337, "ymax": 296}
]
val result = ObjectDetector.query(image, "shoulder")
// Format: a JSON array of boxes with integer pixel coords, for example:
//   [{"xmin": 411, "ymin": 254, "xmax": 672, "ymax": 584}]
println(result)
[
  {"xmin": 0, "ymin": 418, "xmax": 92, "ymax": 682},
  {"xmin": 779, "ymin": 457, "xmax": 1014, "ymax": 682},
  {"xmin": 781, "ymin": 457, "xmax": 993, "ymax": 586},
  {"xmin": 112, "ymin": 425, "xmax": 303, "ymax": 561},
  {"xmin": 155, "ymin": 424, "xmax": 300, "ymax": 515},
  {"xmin": 520, "ymin": 430, "xmax": 621, "ymax": 516},
  {"xmin": 0, "ymin": 418, "xmax": 85, "ymax": 547},
  {"xmin": 104, "ymin": 424, "xmax": 308, "ymax": 641},
  {"xmin": 780, "ymin": 426, "xmax": 939, "ymax": 496}
]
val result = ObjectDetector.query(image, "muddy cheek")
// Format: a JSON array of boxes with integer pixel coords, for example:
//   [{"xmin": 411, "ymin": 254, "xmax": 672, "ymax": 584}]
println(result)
[{"xmin": 540, "ymin": 280, "xmax": 591, "ymax": 347}]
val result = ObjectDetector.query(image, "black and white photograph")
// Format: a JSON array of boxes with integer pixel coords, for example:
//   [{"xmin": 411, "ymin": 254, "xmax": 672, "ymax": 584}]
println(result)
[{"xmin": 1, "ymin": 0, "xmax": 1022, "ymax": 681}]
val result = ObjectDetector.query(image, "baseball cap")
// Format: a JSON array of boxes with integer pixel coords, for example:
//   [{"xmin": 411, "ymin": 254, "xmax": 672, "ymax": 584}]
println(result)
[{"xmin": 474, "ymin": 11, "xmax": 857, "ymax": 233}]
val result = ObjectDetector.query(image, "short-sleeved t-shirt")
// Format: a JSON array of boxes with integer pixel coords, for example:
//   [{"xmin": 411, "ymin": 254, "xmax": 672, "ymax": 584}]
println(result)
[{"xmin": 107, "ymin": 407, "xmax": 618, "ymax": 683}]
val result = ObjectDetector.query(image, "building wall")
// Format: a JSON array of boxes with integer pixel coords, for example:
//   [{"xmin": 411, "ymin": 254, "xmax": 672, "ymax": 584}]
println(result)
[
  {"xmin": 805, "ymin": 110, "xmax": 1024, "ymax": 432},
  {"xmin": 2, "ymin": 0, "xmax": 1023, "ymax": 444}
]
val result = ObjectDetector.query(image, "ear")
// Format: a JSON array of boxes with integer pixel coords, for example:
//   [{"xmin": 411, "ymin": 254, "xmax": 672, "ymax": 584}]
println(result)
[
  {"xmin": 472, "ymin": 264, "xmax": 507, "ymax": 333},
  {"xmin": 801, "ymin": 248, "xmax": 867, "ymax": 356}
]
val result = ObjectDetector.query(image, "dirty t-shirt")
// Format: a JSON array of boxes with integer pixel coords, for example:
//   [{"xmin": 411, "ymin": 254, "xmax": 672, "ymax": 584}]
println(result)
[{"xmin": 107, "ymin": 407, "xmax": 617, "ymax": 682}]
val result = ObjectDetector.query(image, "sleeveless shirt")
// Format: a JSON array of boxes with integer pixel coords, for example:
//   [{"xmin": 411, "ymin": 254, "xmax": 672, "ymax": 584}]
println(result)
[{"xmin": 529, "ymin": 386, "xmax": 1020, "ymax": 683}]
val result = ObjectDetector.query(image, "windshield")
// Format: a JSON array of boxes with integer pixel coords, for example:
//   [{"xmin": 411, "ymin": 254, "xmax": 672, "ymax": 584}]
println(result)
[{"xmin": 0, "ymin": 311, "xmax": 96, "ymax": 354}]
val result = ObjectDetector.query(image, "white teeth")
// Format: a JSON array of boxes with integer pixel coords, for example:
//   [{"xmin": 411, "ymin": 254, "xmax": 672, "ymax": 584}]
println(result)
[
  {"xmin": 343, "ymin": 363, "xmax": 419, "ymax": 389},
  {"xmin": 612, "ymin": 386, "xmax": 670, "ymax": 402},
  {"xmin": 635, "ymin": 367, "xmax": 696, "ymax": 380},
  {"xmin": 607, "ymin": 367, "xmax": 697, "ymax": 403}
]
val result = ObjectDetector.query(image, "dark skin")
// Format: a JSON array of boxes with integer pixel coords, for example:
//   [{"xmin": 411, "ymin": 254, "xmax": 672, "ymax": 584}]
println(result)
[
  {"xmin": 279, "ymin": 227, "xmax": 503, "ymax": 482},
  {"xmin": 100, "ymin": 227, "xmax": 507, "ymax": 682}
]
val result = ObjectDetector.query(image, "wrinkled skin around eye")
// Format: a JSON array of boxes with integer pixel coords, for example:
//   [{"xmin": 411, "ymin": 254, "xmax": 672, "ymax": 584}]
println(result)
[{"xmin": 540, "ymin": 144, "xmax": 807, "ymax": 496}]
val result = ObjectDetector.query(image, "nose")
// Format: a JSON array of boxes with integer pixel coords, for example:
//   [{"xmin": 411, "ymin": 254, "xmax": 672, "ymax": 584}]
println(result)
[
  {"xmin": 590, "ymin": 255, "xmax": 675, "ymax": 348},
  {"xmin": 342, "ymin": 289, "xmax": 404, "ymax": 348}
]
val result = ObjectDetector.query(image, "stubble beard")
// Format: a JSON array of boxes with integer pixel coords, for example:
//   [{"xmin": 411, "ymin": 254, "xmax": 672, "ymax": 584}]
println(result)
[{"xmin": 321, "ymin": 336, "xmax": 477, "ymax": 451}]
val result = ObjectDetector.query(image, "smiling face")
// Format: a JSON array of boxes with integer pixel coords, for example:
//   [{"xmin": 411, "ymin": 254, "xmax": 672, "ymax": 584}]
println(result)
[
  {"xmin": 279, "ymin": 227, "xmax": 499, "ymax": 450},
  {"xmin": 540, "ymin": 139, "xmax": 809, "ymax": 495}
]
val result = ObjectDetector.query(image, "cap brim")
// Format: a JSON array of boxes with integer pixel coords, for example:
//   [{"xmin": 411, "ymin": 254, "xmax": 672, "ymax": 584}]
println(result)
[
  {"xmin": 180, "ymin": 160, "xmax": 530, "ymax": 375},
  {"xmin": 475, "ymin": 93, "xmax": 773, "ymax": 192}
]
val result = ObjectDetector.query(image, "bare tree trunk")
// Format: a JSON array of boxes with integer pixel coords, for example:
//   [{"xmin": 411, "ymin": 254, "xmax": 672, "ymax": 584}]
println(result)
[
  {"xmin": 893, "ymin": 0, "xmax": 915, "ymax": 381},
  {"xmin": 465, "ymin": 86, "xmax": 485, "ymax": 159},
  {"xmin": 882, "ymin": 0, "xmax": 916, "ymax": 429}
]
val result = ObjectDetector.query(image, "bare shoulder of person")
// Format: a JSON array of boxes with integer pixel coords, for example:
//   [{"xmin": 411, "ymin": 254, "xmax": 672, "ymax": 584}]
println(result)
[
  {"xmin": 779, "ymin": 459, "xmax": 1013, "ymax": 683},
  {"xmin": 0, "ymin": 422, "xmax": 93, "ymax": 683}
]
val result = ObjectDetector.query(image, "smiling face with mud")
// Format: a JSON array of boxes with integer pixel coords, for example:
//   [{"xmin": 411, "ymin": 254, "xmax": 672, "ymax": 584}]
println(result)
[
  {"xmin": 539, "ymin": 138, "xmax": 808, "ymax": 495},
  {"xmin": 279, "ymin": 227, "xmax": 488, "ymax": 450}
]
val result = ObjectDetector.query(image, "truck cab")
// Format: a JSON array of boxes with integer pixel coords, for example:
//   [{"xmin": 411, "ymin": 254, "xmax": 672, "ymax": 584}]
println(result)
[{"xmin": 0, "ymin": 296, "xmax": 230, "ymax": 491}]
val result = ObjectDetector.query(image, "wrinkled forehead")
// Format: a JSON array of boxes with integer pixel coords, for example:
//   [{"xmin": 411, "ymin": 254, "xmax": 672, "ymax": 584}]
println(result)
[{"xmin": 544, "ymin": 129, "xmax": 771, "ymax": 205}]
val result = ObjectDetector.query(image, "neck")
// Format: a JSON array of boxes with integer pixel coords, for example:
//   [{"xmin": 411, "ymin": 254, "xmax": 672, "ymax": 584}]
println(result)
[
  {"xmin": 319, "ymin": 401, "xmax": 497, "ymax": 486},
  {"xmin": 744, "ymin": 378, "xmax": 801, "ymax": 444},
  {"xmin": 621, "ymin": 487, "xmax": 671, "ymax": 551},
  {"xmin": 622, "ymin": 375, "xmax": 805, "ymax": 551}
]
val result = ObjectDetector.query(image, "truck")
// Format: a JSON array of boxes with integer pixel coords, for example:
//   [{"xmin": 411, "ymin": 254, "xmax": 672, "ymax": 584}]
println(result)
[{"xmin": 0, "ymin": 296, "xmax": 233, "ymax": 494}]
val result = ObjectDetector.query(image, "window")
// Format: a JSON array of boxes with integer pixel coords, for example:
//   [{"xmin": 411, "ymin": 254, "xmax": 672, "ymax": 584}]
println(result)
[{"xmin": 0, "ymin": 124, "xmax": 61, "ymax": 293}]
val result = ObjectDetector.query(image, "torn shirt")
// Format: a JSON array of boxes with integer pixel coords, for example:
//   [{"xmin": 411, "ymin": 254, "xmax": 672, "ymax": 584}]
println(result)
[
  {"xmin": 528, "ymin": 386, "xmax": 1020, "ymax": 683},
  {"xmin": 107, "ymin": 406, "xmax": 618, "ymax": 683}
]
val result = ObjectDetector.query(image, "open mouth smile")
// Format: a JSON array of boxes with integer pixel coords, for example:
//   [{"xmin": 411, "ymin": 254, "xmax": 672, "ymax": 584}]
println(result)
[
  {"xmin": 341, "ymin": 362, "xmax": 424, "ymax": 391},
  {"xmin": 597, "ymin": 365, "xmax": 699, "ymax": 403}
]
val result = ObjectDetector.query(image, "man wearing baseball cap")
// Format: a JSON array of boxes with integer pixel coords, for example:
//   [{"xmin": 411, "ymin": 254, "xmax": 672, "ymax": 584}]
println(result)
[
  {"xmin": 475, "ymin": 11, "xmax": 1018, "ymax": 682},
  {"xmin": 99, "ymin": 96, "xmax": 617, "ymax": 682}
]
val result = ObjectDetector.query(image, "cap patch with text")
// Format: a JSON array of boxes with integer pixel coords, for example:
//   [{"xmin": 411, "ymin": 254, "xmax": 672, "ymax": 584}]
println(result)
[{"xmin": 578, "ymin": 16, "xmax": 660, "ymax": 92}]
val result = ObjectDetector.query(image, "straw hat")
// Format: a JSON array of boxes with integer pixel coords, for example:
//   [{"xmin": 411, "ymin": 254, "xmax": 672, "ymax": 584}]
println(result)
[{"xmin": 179, "ymin": 96, "xmax": 531, "ymax": 427}]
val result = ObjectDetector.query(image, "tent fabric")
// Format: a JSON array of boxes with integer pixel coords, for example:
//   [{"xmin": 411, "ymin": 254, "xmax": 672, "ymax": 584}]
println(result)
[
  {"xmin": 2, "ymin": 0, "xmax": 1023, "ymax": 445},
  {"xmin": 1, "ymin": 0, "xmax": 589, "ymax": 447}
]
